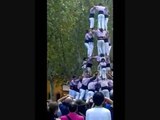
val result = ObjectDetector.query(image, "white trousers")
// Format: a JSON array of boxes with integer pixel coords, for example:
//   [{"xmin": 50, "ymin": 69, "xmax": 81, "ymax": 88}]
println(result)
[
  {"xmin": 75, "ymin": 92, "xmax": 80, "ymax": 100},
  {"xmin": 102, "ymin": 89, "xmax": 110, "ymax": 98},
  {"xmin": 110, "ymin": 89, "xmax": 113, "ymax": 96},
  {"xmin": 87, "ymin": 67, "xmax": 92, "ymax": 75},
  {"xmin": 69, "ymin": 89, "xmax": 76, "ymax": 98},
  {"xmin": 85, "ymin": 42, "xmax": 94, "ymax": 57},
  {"xmin": 108, "ymin": 45, "xmax": 112, "ymax": 56},
  {"xmin": 89, "ymin": 17, "xmax": 94, "ymax": 29},
  {"xmin": 84, "ymin": 89, "xmax": 88, "ymax": 100},
  {"xmin": 105, "ymin": 18, "xmax": 109, "ymax": 30},
  {"xmin": 106, "ymin": 67, "xmax": 111, "ymax": 74},
  {"xmin": 104, "ymin": 42, "xmax": 109, "ymax": 56},
  {"xmin": 97, "ymin": 40, "xmax": 105, "ymax": 56},
  {"xmin": 84, "ymin": 43, "xmax": 90, "ymax": 57},
  {"xmin": 100, "ymin": 68, "xmax": 107, "ymax": 79},
  {"xmin": 86, "ymin": 91, "xmax": 94, "ymax": 103},
  {"xmin": 98, "ymin": 14, "xmax": 105, "ymax": 29},
  {"xmin": 89, "ymin": 42, "xmax": 94, "ymax": 57},
  {"xmin": 79, "ymin": 89, "xmax": 86, "ymax": 100}
]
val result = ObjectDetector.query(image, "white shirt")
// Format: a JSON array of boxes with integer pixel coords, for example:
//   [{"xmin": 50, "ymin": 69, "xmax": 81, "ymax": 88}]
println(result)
[
  {"xmin": 85, "ymin": 33, "xmax": 90, "ymax": 40},
  {"xmin": 99, "ymin": 80, "xmax": 109, "ymax": 87},
  {"xmin": 77, "ymin": 81, "xmax": 82, "ymax": 89},
  {"xmin": 100, "ymin": 62, "xmax": 107, "ymax": 68},
  {"xmin": 94, "ymin": 56, "xmax": 106, "ymax": 62},
  {"xmin": 88, "ymin": 81, "xmax": 97, "ymax": 90},
  {"xmin": 95, "ymin": 6, "xmax": 106, "ymax": 12},
  {"xmin": 82, "ymin": 77, "xmax": 91, "ymax": 86},
  {"xmin": 96, "ymin": 30, "xmax": 106, "ymax": 38},
  {"xmin": 86, "ymin": 107, "xmax": 111, "ymax": 120}
]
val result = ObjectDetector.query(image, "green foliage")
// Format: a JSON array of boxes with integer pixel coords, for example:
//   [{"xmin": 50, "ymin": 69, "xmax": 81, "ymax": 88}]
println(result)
[{"xmin": 47, "ymin": 0, "xmax": 113, "ymax": 80}]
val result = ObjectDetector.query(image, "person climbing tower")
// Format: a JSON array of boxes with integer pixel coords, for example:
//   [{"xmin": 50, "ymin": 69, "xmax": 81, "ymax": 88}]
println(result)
[
  {"xmin": 104, "ymin": 7, "xmax": 110, "ymax": 31},
  {"xmin": 92, "ymin": 28, "xmax": 106, "ymax": 56},
  {"xmin": 89, "ymin": 6, "xmax": 96, "ymax": 30},
  {"xmin": 84, "ymin": 30, "xmax": 91, "ymax": 58},
  {"xmin": 98, "ymin": 58, "xmax": 107, "ymax": 80},
  {"xmin": 88, "ymin": 30, "xmax": 94, "ymax": 58},
  {"xmin": 104, "ymin": 30, "xmax": 110, "ymax": 57},
  {"xmin": 94, "ymin": 3, "xmax": 106, "ymax": 30}
]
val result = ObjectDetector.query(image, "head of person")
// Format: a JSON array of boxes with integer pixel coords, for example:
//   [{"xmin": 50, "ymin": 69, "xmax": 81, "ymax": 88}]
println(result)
[
  {"xmin": 48, "ymin": 102, "xmax": 58, "ymax": 115},
  {"xmin": 64, "ymin": 97, "xmax": 73, "ymax": 105},
  {"xmin": 93, "ymin": 92, "xmax": 105, "ymax": 106},
  {"xmin": 78, "ymin": 75, "xmax": 82, "ymax": 79},
  {"xmin": 99, "ymin": 3, "xmax": 103, "ymax": 6},
  {"xmin": 86, "ymin": 30, "xmax": 89, "ymax": 33},
  {"xmin": 72, "ymin": 75, "xmax": 76, "ymax": 80},
  {"xmin": 99, "ymin": 28, "xmax": 103, "ymax": 32},
  {"xmin": 75, "ymin": 100, "xmax": 87, "ymax": 114},
  {"xmin": 101, "ymin": 58, "xmax": 105, "ymax": 62},
  {"xmin": 90, "ymin": 28, "xmax": 94, "ymax": 31},
  {"xmin": 83, "ymin": 57, "xmax": 87, "ymax": 61},
  {"xmin": 68, "ymin": 102, "xmax": 78, "ymax": 113},
  {"xmin": 100, "ymin": 53, "xmax": 105, "ymax": 57},
  {"xmin": 89, "ymin": 31, "xmax": 93, "ymax": 35},
  {"xmin": 85, "ymin": 73, "xmax": 90, "ymax": 78}
]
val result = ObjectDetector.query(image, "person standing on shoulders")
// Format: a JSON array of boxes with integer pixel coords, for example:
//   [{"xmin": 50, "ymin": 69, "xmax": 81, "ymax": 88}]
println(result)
[
  {"xmin": 94, "ymin": 3, "xmax": 106, "ymax": 30},
  {"xmin": 104, "ymin": 7, "xmax": 110, "ymax": 31},
  {"xmin": 89, "ymin": 6, "xmax": 96, "ymax": 30},
  {"xmin": 93, "ymin": 28, "xmax": 106, "ymax": 56},
  {"xmin": 88, "ymin": 31, "xmax": 94, "ymax": 58},
  {"xmin": 104, "ymin": 30, "xmax": 110, "ymax": 57},
  {"xmin": 84, "ymin": 30, "xmax": 91, "ymax": 58}
]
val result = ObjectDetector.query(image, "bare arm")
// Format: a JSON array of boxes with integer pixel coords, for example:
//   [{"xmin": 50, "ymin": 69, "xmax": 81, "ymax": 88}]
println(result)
[
  {"xmin": 105, "ymin": 97, "xmax": 113, "ymax": 105},
  {"xmin": 107, "ymin": 71, "xmax": 113, "ymax": 79},
  {"xmin": 57, "ymin": 94, "xmax": 69, "ymax": 103}
]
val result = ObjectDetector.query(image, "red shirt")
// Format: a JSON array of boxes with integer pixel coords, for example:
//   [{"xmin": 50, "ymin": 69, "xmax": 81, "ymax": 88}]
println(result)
[{"xmin": 60, "ymin": 112, "xmax": 84, "ymax": 120}]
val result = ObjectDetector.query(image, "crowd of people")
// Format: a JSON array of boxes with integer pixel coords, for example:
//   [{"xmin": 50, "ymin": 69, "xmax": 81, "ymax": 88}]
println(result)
[{"xmin": 47, "ymin": 3, "xmax": 113, "ymax": 120}]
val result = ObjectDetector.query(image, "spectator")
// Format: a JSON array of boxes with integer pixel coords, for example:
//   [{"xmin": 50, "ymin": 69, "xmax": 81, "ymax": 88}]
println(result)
[
  {"xmin": 48, "ymin": 102, "xmax": 59, "ymax": 120},
  {"xmin": 103, "ymin": 97, "xmax": 113, "ymax": 120},
  {"xmin": 58, "ymin": 95, "xmax": 73, "ymax": 116},
  {"xmin": 75, "ymin": 99, "xmax": 87, "ymax": 117},
  {"xmin": 86, "ymin": 92, "xmax": 111, "ymax": 120},
  {"xmin": 60, "ymin": 102, "xmax": 84, "ymax": 120}
]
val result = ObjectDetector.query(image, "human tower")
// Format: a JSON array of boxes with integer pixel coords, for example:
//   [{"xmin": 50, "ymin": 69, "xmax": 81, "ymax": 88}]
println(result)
[{"xmin": 69, "ymin": 3, "xmax": 113, "ymax": 103}]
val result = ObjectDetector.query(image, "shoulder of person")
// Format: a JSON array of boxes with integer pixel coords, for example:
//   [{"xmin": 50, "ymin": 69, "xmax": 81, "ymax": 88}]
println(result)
[
  {"xmin": 86, "ymin": 108, "xmax": 94, "ymax": 112},
  {"xmin": 77, "ymin": 114, "xmax": 84, "ymax": 118},
  {"xmin": 58, "ymin": 102, "xmax": 62, "ymax": 105},
  {"xmin": 103, "ymin": 107, "xmax": 111, "ymax": 112},
  {"xmin": 60, "ymin": 115, "xmax": 67, "ymax": 120}
]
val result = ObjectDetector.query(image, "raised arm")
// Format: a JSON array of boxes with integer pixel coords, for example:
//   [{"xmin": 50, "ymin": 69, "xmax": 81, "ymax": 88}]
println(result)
[
  {"xmin": 105, "ymin": 97, "xmax": 113, "ymax": 105},
  {"xmin": 57, "ymin": 94, "xmax": 69, "ymax": 103},
  {"xmin": 89, "ymin": 73, "xmax": 98, "ymax": 81}
]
